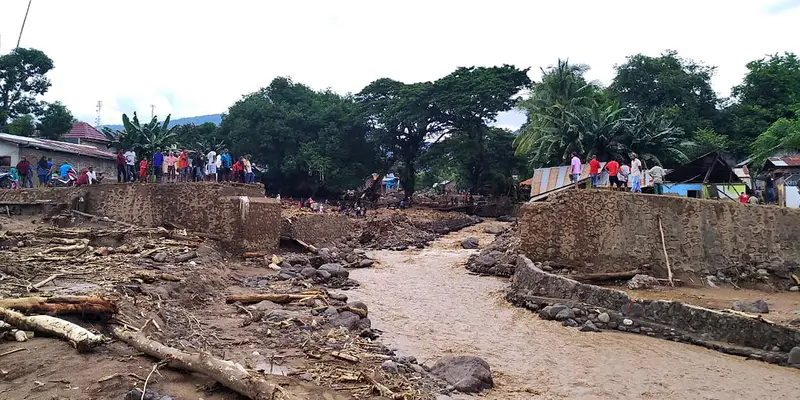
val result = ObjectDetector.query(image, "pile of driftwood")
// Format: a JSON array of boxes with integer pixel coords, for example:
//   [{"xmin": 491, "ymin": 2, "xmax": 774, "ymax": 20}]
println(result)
[{"xmin": 0, "ymin": 295, "xmax": 320, "ymax": 400}]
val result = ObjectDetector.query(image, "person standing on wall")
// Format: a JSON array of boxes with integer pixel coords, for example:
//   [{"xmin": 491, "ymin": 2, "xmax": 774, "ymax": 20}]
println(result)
[
  {"xmin": 116, "ymin": 151, "xmax": 127, "ymax": 183},
  {"xmin": 36, "ymin": 156, "xmax": 49, "ymax": 187},
  {"xmin": 588, "ymin": 155, "xmax": 601, "ymax": 188},
  {"xmin": 15, "ymin": 157, "xmax": 31, "ymax": 188},
  {"xmin": 570, "ymin": 152, "xmax": 582, "ymax": 189},
  {"xmin": 152, "ymin": 149, "xmax": 164, "ymax": 183},
  {"xmin": 605, "ymin": 158, "xmax": 620, "ymax": 190},
  {"xmin": 630, "ymin": 153, "xmax": 643, "ymax": 193},
  {"xmin": 648, "ymin": 163, "xmax": 666, "ymax": 195},
  {"xmin": 124, "ymin": 148, "xmax": 136, "ymax": 182},
  {"xmin": 193, "ymin": 150, "xmax": 206, "ymax": 182},
  {"xmin": 138, "ymin": 157, "xmax": 149, "ymax": 183},
  {"xmin": 165, "ymin": 151, "xmax": 177, "ymax": 183},
  {"xmin": 765, "ymin": 174, "xmax": 775, "ymax": 204},
  {"xmin": 206, "ymin": 149, "xmax": 217, "ymax": 182},
  {"xmin": 220, "ymin": 148, "xmax": 232, "ymax": 182}
]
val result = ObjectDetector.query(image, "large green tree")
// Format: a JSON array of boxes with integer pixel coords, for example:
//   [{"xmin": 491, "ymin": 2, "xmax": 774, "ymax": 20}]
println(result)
[
  {"xmin": 223, "ymin": 77, "xmax": 379, "ymax": 195},
  {"xmin": 749, "ymin": 114, "xmax": 800, "ymax": 167},
  {"xmin": 173, "ymin": 122, "xmax": 225, "ymax": 152},
  {"xmin": 0, "ymin": 48, "xmax": 54, "ymax": 130},
  {"xmin": 357, "ymin": 78, "xmax": 444, "ymax": 199},
  {"xmin": 6, "ymin": 114, "xmax": 35, "ymax": 137},
  {"xmin": 37, "ymin": 101, "xmax": 74, "ymax": 140},
  {"xmin": 432, "ymin": 65, "xmax": 531, "ymax": 191},
  {"xmin": 725, "ymin": 53, "xmax": 800, "ymax": 156},
  {"xmin": 610, "ymin": 50, "xmax": 720, "ymax": 136}
]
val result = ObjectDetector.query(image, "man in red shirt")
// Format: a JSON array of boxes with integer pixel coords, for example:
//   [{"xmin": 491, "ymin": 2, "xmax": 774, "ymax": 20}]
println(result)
[
  {"xmin": 116, "ymin": 151, "xmax": 127, "ymax": 182},
  {"xmin": 75, "ymin": 168, "xmax": 90, "ymax": 186},
  {"xmin": 588, "ymin": 155, "xmax": 601, "ymax": 187},
  {"xmin": 605, "ymin": 159, "xmax": 620, "ymax": 189}
]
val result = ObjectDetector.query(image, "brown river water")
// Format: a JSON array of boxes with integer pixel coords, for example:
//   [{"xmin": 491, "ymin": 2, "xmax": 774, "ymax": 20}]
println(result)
[{"xmin": 348, "ymin": 222, "xmax": 800, "ymax": 400}]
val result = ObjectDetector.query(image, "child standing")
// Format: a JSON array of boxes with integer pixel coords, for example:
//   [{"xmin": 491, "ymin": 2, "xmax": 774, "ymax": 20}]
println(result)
[{"xmin": 139, "ymin": 158, "xmax": 149, "ymax": 182}]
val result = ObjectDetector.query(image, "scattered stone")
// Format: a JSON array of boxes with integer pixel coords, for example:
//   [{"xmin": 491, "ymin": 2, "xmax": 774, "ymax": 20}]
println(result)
[
  {"xmin": 561, "ymin": 318, "xmax": 579, "ymax": 327},
  {"xmin": 608, "ymin": 321, "xmax": 618, "ymax": 329},
  {"xmin": 299, "ymin": 373, "xmax": 313, "ymax": 381},
  {"xmin": 326, "ymin": 311, "xmax": 363, "ymax": 331},
  {"xmin": 580, "ymin": 320, "xmax": 601, "ymax": 332},
  {"xmin": 554, "ymin": 308, "xmax": 575, "ymax": 321},
  {"xmin": 173, "ymin": 251, "xmax": 197, "ymax": 263},
  {"xmin": 381, "ymin": 360, "xmax": 399, "ymax": 374},
  {"xmin": 316, "ymin": 270, "xmax": 332, "ymax": 280},
  {"xmin": 152, "ymin": 252, "xmax": 167, "ymax": 263},
  {"xmin": 473, "ymin": 254, "xmax": 497, "ymax": 269},
  {"xmin": 756, "ymin": 268, "xmax": 769, "ymax": 276},
  {"xmin": 790, "ymin": 286, "xmax": 799, "ymax": 292},
  {"xmin": 789, "ymin": 347, "xmax": 800, "ymax": 366},
  {"xmin": 353, "ymin": 248, "xmax": 366, "ymax": 255},
  {"xmin": 358, "ymin": 259, "xmax": 374, "ymax": 268},
  {"xmin": 732, "ymin": 299, "xmax": 769, "ymax": 314},
  {"xmin": 300, "ymin": 267, "xmax": 317, "ymax": 278},
  {"xmin": 483, "ymin": 226, "xmax": 504, "ymax": 235},
  {"xmin": 540, "ymin": 264, "xmax": 554, "ymax": 272},
  {"xmin": 538, "ymin": 305, "xmax": 568, "ymax": 320},
  {"xmin": 323, "ymin": 307, "xmax": 339, "ymax": 316},
  {"xmin": 430, "ymin": 355, "xmax": 493, "ymax": 393},
  {"xmin": 496, "ymin": 215, "xmax": 516, "ymax": 222},
  {"xmin": 597, "ymin": 312, "xmax": 610, "ymax": 323},
  {"xmin": 626, "ymin": 274, "xmax": 659, "ymax": 290},
  {"xmin": 461, "ymin": 237, "xmax": 479, "ymax": 249},
  {"xmin": 319, "ymin": 263, "xmax": 349, "ymax": 278},
  {"xmin": 621, "ymin": 302, "xmax": 645, "ymax": 318},
  {"xmin": 277, "ymin": 273, "xmax": 293, "ymax": 280},
  {"xmin": 622, "ymin": 318, "xmax": 633, "ymax": 326},
  {"xmin": 328, "ymin": 292, "xmax": 348, "ymax": 302},
  {"xmin": 347, "ymin": 301, "xmax": 369, "ymax": 317}
]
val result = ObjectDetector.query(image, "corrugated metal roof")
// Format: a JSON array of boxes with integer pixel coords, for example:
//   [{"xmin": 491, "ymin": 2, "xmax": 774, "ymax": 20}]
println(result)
[
  {"xmin": 767, "ymin": 156, "xmax": 800, "ymax": 167},
  {"xmin": 0, "ymin": 133, "xmax": 115, "ymax": 160},
  {"xmin": 527, "ymin": 163, "xmax": 606, "ymax": 196},
  {"xmin": 63, "ymin": 122, "xmax": 109, "ymax": 143}
]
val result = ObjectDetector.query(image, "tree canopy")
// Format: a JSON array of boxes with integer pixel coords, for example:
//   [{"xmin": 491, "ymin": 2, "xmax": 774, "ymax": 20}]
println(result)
[
  {"xmin": 0, "ymin": 48, "xmax": 54, "ymax": 130},
  {"xmin": 37, "ymin": 101, "xmax": 74, "ymax": 140}
]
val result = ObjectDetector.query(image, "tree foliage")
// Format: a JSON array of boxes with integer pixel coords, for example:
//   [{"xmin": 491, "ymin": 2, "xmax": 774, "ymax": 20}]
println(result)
[
  {"xmin": 37, "ymin": 101, "xmax": 74, "ymax": 140},
  {"xmin": 749, "ymin": 115, "xmax": 800, "ymax": 167},
  {"xmin": 610, "ymin": 50, "xmax": 719, "ymax": 137},
  {"xmin": 0, "ymin": 48, "xmax": 54, "ymax": 129},
  {"xmin": 101, "ymin": 112, "xmax": 178, "ymax": 159},
  {"xmin": 222, "ymin": 77, "xmax": 380, "ymax": 195},
  {"xmin": 6, "ymin": 114, "xmax": 35, "ymax": 137},
  {"xmin": 173, "ymin": 122, "xmax": 225, "ymax": 152},
  {"xmin": 687, "ymin": 128, "xmax": 729, "ymax": 159}
]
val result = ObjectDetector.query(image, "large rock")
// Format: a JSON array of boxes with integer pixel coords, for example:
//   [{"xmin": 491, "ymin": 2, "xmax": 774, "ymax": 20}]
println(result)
[
  {"xmin": 461, "ymin": 237, "xmax": 479, "ymax": 249},
  {"xmin": 319, "ymin": 263, "xmax": 349, "ymax": 279},
  {"xmin": 626, "ymin": 274, "xmax": 660, "ymax": 290},
  {"xmin": 483, "ymin": 226, "xmax": 504, "ymax": 235},
  {"xmin": 789, "ymin": 347, "xmax": 800, "ymax": 366},
  {"xmin": 326, "ymin": 311, "xmax": 371, "ymax": 331},
  {"xmin": 430, "ymin": 355, "xmax": 493, "ymax": 393},
  {"xmin": 473, "ymin": 254, "xmax": 497, "ymax": 269},
  {"xmin": 300, "ymin": 267, "xmax": 317, "ymax": 278},
  {"xmin": 732, "ymin": 299, "xmax": 769, "ymax": 314},
  {"xmin": 554, "ymin": 308, "xmax": 575, "ymax": 321},
  {"xmin": 538, "ymin": 305, "xmax": 568, "ymax": 321},
  {"xmin": 347, "ymin": 301, "xmax": 369, "ymax": 317}
]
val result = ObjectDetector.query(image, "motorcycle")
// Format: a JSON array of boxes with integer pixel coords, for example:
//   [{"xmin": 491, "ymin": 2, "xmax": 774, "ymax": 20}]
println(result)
[
  {"xmin": 51, "ymin": 169, "xmax": 78, "ymax": 187},
  {"xmin": 0, "ymin": 172, "xmax": 13, "ymax": 189}
]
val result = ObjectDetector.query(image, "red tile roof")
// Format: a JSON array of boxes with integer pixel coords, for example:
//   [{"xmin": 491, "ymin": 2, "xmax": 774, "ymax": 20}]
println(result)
[
  {"xmin": 0, "ymin": 133, "xmax": 115, "ymax": 160},
  {"xmin": 63, "ymin": 121, "xmax": 109, "ymax": 143}
]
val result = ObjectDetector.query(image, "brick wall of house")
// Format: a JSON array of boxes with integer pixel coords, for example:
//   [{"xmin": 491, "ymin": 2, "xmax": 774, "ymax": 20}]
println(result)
[{"xmin": 18, "ymin": 148, "xmax": 116, "ymax": 179}]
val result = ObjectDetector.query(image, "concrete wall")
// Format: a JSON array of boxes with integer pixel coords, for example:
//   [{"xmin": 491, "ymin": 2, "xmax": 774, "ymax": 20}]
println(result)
[
  {"xmin": 282, "ymin": 213, "xmax": 356, "ymax": 247},
  {"xmin": 508, "ymin": 256, "xmax": 800, "ymax": 362},
  {"xmin": 0, "ymin": 141, "xmax": 18, "ymax": 168},
  {"xmin": 519, "ymin": 190, "xmax": 800, "ymax": 276},
  {"xmin": 0, "ymin": 183, "xmax": 280, "ymax": 252}
]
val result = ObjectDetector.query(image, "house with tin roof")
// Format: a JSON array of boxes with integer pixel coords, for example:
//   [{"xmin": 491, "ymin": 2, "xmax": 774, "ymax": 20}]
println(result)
[{"xmin": 0, "ymin": 132, "xmax": 116, "ymax": 178}]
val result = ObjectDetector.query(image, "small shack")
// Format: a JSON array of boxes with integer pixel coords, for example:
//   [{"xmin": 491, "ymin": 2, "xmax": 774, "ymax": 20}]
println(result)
[{"xmin": 662, "ymin": 152, "xmax": 744, "ymax": 200}]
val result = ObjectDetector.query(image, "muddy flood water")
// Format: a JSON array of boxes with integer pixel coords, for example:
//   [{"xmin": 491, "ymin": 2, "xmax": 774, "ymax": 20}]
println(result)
[{"xmin": 348, "ymin": 221, "xmax": 800, "ymax": 400}]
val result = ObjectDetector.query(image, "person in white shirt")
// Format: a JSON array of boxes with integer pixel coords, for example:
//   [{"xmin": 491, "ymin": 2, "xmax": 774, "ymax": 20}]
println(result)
[
  {"xmin": 206, "ymin": 149, "xmax": 217, "ymax": 181},
  {"xmin": 630, "ymin": 153, "xmax": 643, "ymax": 193},
  {"xmin": 87, "ymin": 167, "xmax": 98, "ymax": 184},
  {"xmin": 123, "ymin": 149, "xmax": 136, "ymax": 182}
]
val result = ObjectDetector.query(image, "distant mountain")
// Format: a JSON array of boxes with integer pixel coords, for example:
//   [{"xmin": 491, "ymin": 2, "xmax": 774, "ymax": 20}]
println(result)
[{"xmin": 101, "ymin": 114, "xmax": 222, "ymax": 131}]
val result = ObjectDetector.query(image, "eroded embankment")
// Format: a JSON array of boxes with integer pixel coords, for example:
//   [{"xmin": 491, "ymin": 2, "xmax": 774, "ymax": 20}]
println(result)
[{"xmin": 349, "ymin": 221, "xmax": 800, "ymax": 400}]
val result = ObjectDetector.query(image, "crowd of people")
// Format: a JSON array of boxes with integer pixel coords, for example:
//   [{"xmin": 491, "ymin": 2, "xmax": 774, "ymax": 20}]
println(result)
[
  {"xmin": 570, "ymin": 152, "xmax": 666, "ymax": 194},
  {"xmin": 116, "ymin": 148, "xmax": 257, "ymax": 184}
]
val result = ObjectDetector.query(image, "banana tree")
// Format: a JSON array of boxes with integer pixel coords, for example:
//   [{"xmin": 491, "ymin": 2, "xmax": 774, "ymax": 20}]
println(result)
[{"xmin": 101, "ymin": 112, "xmax": 178, "ymax": 159}]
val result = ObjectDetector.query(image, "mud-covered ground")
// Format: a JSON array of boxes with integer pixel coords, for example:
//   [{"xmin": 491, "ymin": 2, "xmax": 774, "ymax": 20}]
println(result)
[{"xmin": 0, "ymin": 210, "xmax": 463, "ymax": 400}]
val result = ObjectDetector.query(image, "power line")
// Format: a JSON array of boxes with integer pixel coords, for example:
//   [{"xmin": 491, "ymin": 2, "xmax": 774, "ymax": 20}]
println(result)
[{"xmin": 16, "ymin": 0, "xmax": 33, "ymax": 50}]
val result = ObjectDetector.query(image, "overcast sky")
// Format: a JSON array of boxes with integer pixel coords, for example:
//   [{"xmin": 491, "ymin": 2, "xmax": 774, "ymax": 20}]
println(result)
[{"xmin": 1, "ymin": 0, "xmax": 799, "ymax": 129}]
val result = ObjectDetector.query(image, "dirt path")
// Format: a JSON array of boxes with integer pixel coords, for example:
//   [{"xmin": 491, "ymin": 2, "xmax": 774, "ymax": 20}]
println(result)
[{"xmin": 348, "ymin": 221, "xmax": 800, "ymax": 400}]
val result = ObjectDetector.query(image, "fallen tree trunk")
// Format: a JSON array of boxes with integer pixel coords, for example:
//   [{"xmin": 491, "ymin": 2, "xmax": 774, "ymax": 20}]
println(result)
[
  {"xmin": 225, "ymin": 293, "xmax": 320, "ymax": 305},
  {"xmin": 0, "ymin": 296, "xmax": 117, "ymax": 320},
  {"xmin": 0, "ymin": 308, "xmax": 105, "ymax": 352},
  {"xmin": 112, "ymin": 327, "xmax": 301, "ymax": 400},
  {"xmin": 566, "ymin": 270, "xmax": 641, "ymax": 283}
]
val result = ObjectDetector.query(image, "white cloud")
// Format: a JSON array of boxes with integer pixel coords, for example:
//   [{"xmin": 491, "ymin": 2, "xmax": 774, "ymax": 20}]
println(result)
[{"xmin": 1, "ymin": 0, "xmax": 798, "ymax": 127}]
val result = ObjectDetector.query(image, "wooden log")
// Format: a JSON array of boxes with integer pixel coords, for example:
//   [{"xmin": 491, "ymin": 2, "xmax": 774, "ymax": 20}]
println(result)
[
  {"xmin": 30, "ymin": 274, "xmax": 61, "ymax": 291},
  {"xmin": 243, "ymin": 252, "xmax": 266, "ymax": 259},
  {"xmin": 133, "ymin": 271, "xmax": 182, "ymax": 283},
  {"xmin": 0, "ymin": 308, "xmax": 106, "ymax": 352},
  {"xmin": 174, "ymin": 251, "xmax": 197, "ymax": 262},
  {"xmin": 225, "ymin": 293, "xmax": 310, "ymax": 305},
  {"xmin": 111, "ymin": 327, "xmax": 304, "ymax": 400},
  {"xmin": 657, "ymin": 215, "xmax": 675, "ymax": 287},
  {"xmin": 566, "ymin": 270, "xmax": 641, "ymax": 283},
  {"xmin": 0, "ymin": 296, "xmax": 117, "ymax": 320},
  {"xmin": 41, "ymin": 243, "xmax": 87, "ymax": 254},
  {"xmin": 330, "ymin": 351, "xmax": 360, "ymax": 363}
]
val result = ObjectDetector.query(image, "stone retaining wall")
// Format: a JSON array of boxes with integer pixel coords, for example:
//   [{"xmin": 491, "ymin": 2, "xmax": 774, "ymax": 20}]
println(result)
[
  {"xmin": 507, "ymin": 256, "xmax": 800, "ymax": 366},
  {"xmin": 519, "ymin": 190, "xmax": 800, "ymax": 277},
  {"xmin": 281, "ymin": 213, "xmax": 357, "ymax": 247},
  {"xmin": 0, "ymin": 183, "xmax": 279, "ymax": 252}
]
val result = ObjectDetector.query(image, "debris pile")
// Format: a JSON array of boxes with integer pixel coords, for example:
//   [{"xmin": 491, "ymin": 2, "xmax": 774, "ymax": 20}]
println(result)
[{"xmin": 466, "ymin": 223, "xmax": 520, "ymax": 276}]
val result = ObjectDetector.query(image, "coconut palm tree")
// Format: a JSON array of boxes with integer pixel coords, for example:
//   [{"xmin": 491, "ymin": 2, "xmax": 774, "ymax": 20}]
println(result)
[{"xmin": 621, "ymin": 107, "xmax": 692, "ymax": 167}]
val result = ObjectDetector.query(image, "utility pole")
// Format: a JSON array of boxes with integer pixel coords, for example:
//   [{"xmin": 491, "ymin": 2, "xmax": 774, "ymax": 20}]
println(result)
[
  {"xmin": 95, "ymin": 101, "xmax": 103, "ymax": 127},
  {"xmin": 16, "ymin": 0, "xmax": 33, "ymax": 49},
  {"xmin": 150, "ymin": 104, "xmax": 155, "ymax": 119}
]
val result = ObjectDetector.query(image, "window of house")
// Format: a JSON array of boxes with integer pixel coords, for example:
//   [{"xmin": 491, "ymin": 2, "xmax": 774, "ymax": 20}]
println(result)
[
  {"xmin": 687, "ymin": 190, "xmax": 701, "ymax": 198},
  {"xmin": 0, "ymin": 156, "xmax": 10, "ymax": 169}
]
